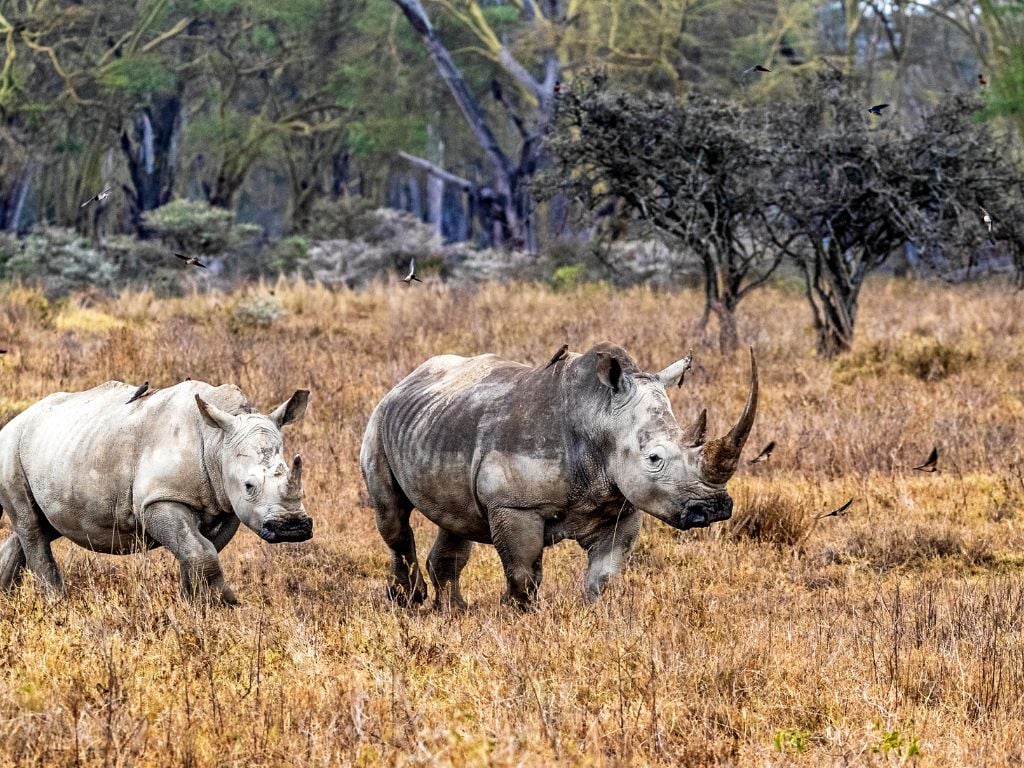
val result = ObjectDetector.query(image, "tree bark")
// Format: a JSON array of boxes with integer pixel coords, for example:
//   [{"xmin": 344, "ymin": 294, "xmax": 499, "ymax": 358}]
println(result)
[{"xmin": 121, "ymin": 91, "xmax": 183, "ymax": 232}]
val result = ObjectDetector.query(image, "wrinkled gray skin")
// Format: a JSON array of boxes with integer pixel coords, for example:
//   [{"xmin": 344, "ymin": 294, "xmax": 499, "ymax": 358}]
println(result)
[
  {"xmin": 0, "ymin": 381, "xmax": 311, "ymax": 605},
  {"xmin": 361, "ymin": 342, "xmax": 758, "ymax": 608}
]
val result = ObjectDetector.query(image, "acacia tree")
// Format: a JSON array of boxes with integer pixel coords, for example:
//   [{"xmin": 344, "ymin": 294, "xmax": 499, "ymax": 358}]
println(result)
[
  {"xmin": 772, "ymin": 73, "xmax": 1024, "ymax": 356},
  {"xmin": 540, "ymin": 77, "xmax": 791, "ymax": 351}
]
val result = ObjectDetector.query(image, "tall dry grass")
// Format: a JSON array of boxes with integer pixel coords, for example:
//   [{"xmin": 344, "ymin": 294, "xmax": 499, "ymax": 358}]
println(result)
[{"xmin": 0, "ymin": 276, "xmax": 1023, "ymax": 766}]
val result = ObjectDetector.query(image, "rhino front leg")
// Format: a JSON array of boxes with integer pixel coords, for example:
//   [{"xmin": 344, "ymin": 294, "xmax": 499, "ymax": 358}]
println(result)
[
  {"xmin": 0, "ymin": 533, "xmax": 26, "ymax": 591},
  {"xmin": 363, "ymin": 451, "xmax": 426, "ymax": 606},
  {"xmin": 580, "ymin": 507, "xmax": 643, "ymax": 603},
  {"xmin": 427, "ymin": 529, "xmax": 473, "ymax": 611},
  {"xmin": 490, "ymin": 510, "xmax": 546, "ymax": 608},
  {"xmin": 143, "ymin": 502, "xmax": 238, "ymax": 606}
]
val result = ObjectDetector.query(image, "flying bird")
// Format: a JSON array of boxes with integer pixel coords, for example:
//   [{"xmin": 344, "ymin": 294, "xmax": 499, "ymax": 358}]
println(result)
[
  {"xmin": 868, "ymin": 103, "xmax": 890, "ymax": 116},
  {"xmin": 80, "ymin": 185, "xmax": 113, "ymax": 208},
  {"xmin": 980, "ymin": 206, "xmax": 993, "ymax": 234},
  {"xmin": 544, "ymin": 344, "xmax": 569, "ymax": 369},
  {"xmin": 402, "ymin": 258, "xmax": 422, "ymax": 285},
  {"xmin": 913, "ymin": 446, "xmax": 939, "ymax": 473},
  {"xmin": 743, "ymin": 64, "xmax": 772, "ymax": 74},
  {"xmin": 126, "ymin": 381, "xmax": 150, "ymax": 405},
  {"xmin": 816, "ymin": 498, "xmax": 854, "ymax": 520},
  {"xmin": 748, "ymin": 441, "xmax": 776, "ymax": 465},
  {"xmin": 978, "ymin": 73, "xmax": 988, "ymax": 87},
  {"xmin": 174, "ymin": 253, "xmax": 208, "ymax": 269}
]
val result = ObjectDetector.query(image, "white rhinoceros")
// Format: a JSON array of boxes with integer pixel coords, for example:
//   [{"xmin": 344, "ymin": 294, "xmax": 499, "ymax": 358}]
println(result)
[{"xmin": 0, "ymin": 380, "xmax": 311, "ymax": 604}]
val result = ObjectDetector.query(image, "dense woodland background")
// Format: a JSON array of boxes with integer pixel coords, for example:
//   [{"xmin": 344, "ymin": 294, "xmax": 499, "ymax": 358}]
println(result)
[{"xmin": 0, "ymin": 0, "xmax": 1023, "ymax": 353}]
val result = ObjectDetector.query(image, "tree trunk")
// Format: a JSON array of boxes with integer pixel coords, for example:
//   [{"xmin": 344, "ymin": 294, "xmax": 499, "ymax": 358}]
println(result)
[
  {"xmin": 392, "ymin": 0, "xmax": 550, "ymax": 250},
  {"xmin": 121, "ymin": 91, "xmax": 183, "ymax": 232},
  {"xmin": 710, "ymin": 299, "xmax": 739, "ymax": 354}
]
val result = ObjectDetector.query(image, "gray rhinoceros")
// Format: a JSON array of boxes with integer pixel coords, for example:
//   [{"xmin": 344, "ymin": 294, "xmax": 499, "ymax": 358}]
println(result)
[
  {"xmin": 360, "ymin": 342, "xmax": 757, "ymax": 608},
  {"xmin": 0, "ymin": 380, "xmax": 312, "ymax": 604}
]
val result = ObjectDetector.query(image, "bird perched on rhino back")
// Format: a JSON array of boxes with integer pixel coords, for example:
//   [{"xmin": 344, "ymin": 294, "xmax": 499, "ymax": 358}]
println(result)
[
  {"xmin": 360, "ymin": 342, "xmax": 758, "ymax": 610},
  {"xmin": 0, "ymin": 380, "xmax": 313, "ymax": 605}
]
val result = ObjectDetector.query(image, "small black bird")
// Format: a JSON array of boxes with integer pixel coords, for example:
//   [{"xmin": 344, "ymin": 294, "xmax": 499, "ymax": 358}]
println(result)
[
  {"xmin": 544, "ymin": 344, "xmax": 569, "ymax": 369},
  {"xmin": 748, "ymin": 441, "xmax": 776, "ymax": 465},
  {"xmin": 868, "ymin": 103, "xmax": 890, "ymax": 116},
  {"xmin": 553, "ymin": 81, "xmax": 563, "ymax": 94},
  {"xmin": 913, "ymin": 446, "xmax": 939, "ymax": 473},
  {"xmin": 978, "ymin": 73, "xmax": 988, "ymax": 87},
  {"xmin": 816, "ymin": 498, "xmax": 854, "ymax": 520},
  {"xmin": 743, "ymin": 64, "xmax": 772, "ymax": 74},
  {"xmin": 80, "ymin": 185, "xmax": 113, "ymax": 208},
  {"xmin": 402, "ymin": 258, "xmax": 422, "ymax": 285},
  {"xmin": 175, "ymin": 253, "xmax": 208, "ymax": 269},
  {"xmin": 126, "ymin": 381, "xmax": 150, "ymax": 404}
]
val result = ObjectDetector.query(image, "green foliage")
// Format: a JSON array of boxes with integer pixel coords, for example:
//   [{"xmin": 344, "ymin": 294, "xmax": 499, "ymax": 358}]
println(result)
[
  {"xmin": 99, "ymin": 55, "xmax": 177, "ymax": 97},
  {"xmin": 142, "ymin": 199, "xmax": 235, "ymax": 253},
  {"xmin": 872, "ymin": 727, "xmax": 921, "ymax": 759},
  {"xmin": 773, "ymin": 728, "xmax": 812, "ymax": 754},
  {"xmin": 548, "ymin": 264, "xmax": 585, "ymax": 292}
]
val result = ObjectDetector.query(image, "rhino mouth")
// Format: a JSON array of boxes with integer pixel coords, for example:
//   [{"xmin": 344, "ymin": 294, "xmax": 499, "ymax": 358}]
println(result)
[
  {"xmin": 676, "ymin": 498, "xmax": 732, "ymax": 531},
  {"xmin": 259, "ymin": 517, "xmax": 313, "ymax": 543}
]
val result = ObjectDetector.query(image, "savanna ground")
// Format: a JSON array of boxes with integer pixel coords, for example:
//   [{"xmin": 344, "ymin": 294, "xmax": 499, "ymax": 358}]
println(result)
[{"xmin": 1, "ymin": 276, "xmax": 1023, "ymax": 766}]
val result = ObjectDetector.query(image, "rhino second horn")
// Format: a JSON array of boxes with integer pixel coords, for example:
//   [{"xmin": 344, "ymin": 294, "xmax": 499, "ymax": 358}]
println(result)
[
  {"xmin": 681, "ymin": 408, "xmax": 707, "ymax": 447},
  {"xmin": 287, "ymin": 454, "xmax": 303, "ymax": 495},
  {"xmin": 700, "ymin": 347, "xmax": 758, "ymax": 483}
]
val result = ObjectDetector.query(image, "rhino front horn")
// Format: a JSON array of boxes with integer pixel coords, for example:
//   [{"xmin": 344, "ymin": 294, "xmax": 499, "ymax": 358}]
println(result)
[{"xmin": 700, "ymin": 347, "xmax": 758, "ymax": 483}]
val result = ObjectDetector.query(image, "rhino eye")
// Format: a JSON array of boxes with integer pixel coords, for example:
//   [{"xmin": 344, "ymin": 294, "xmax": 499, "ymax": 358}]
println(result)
[
  {"xmin": 244, "ymin": 481, "xmax": 256, "ymax": 495},
  {"xmin": 648, "ymin": 453, "xmax": 663, "ymax": 467}
]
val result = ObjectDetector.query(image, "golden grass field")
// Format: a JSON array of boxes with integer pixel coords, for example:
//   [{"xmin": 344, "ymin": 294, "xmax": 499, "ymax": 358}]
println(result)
[{"xmin": 1, "ymin": 276, "xmax": 1023, "ymax": 766}]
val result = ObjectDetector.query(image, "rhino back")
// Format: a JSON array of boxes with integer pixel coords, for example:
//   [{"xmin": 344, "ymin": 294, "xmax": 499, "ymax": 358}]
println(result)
[{"xmin": 373, "ymin": 354, "xmax": 570, "ymax": 538}]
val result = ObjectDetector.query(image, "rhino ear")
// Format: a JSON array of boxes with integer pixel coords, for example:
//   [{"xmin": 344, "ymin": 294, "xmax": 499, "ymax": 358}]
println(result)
[
  {"xmin": 270, "ymin": 389, "xmax": 309, "ymax": 428},
  {"xmin": 595, "ymin": 353, "xmax": 623, "ymax": 393},
  {"xmin": 195, "ymin": 394, "xmax": 237, "ymax": 433}
]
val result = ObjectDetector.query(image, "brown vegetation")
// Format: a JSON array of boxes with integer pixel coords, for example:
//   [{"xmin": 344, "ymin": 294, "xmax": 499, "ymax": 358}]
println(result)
[{"xmin": 1, "ymin": 277, "xmax": 1023, "ymax": 765}]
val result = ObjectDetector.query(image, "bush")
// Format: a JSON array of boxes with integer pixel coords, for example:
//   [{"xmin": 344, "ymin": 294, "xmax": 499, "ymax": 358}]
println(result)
[
  {"xmin": 549, "ymin": 264, "xmax": 585, "ymax": 292},
  {"xmin": 142, "ymin": 199, "xmax": 235, "ymax": 253},
  {"xmin": 726, "ymin": 489, "xmax": 811, "ymax": 546},
  {"xmin": 0, "ymin": 228, "xmax": 118, "ymax": 296},
  {"xmin": 231, "ymin": 294, "xmax": 287, "ymax": 329},
  {"xmin": 834, "ymin": 336, "xmax": 976, "ymax": 383}
]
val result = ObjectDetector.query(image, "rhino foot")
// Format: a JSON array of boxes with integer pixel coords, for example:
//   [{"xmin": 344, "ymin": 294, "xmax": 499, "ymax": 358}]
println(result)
[{"xmin": 386, "ymin": 577, "xmax": 427, "ymax": 607}]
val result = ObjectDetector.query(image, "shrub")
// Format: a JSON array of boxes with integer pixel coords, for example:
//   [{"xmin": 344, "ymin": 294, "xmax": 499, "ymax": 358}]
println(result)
[
  {"xmin": 0, "ymin": 228, "xmax": 117, "ymax": 296},
  {"xmin": 549, "ymin": 264, "xmax": 585, "ymax": 292},
  {"xmin": 834, "ymin": 336, "xmax": 976, "ymax": 383},
  {"xmin": 142, "ymin": 199, "xmax": 235, "ymax": 253},
  {"xmin": 726, "ymin": 489, "xmax": 811, "ymax": 546},
  {"xmin": 231, "ymin": 294, "xmax": 287, "ymax": 329}
]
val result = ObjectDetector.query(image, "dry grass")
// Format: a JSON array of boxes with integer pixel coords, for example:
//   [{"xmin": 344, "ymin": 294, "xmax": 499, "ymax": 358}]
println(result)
[{"xmin": 1, "ymin": 275, "xmax": 1024, "ymax": 766}]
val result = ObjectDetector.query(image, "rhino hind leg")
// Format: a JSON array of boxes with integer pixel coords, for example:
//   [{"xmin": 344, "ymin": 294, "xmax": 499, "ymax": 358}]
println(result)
[
  {"xmin": 490, "ymin": 511, "xmax": 546, "ymax": 608},
  {"xmin": 427, "ymin": 529, "xmax": 473, "ymax": 611},
  {"xmin": 0, "ymin": 487, "xmax": 65, "ymax": 596},
  {"xmin": 0, "ymin": 533, "xmax": 26, "ymax": 591}
]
